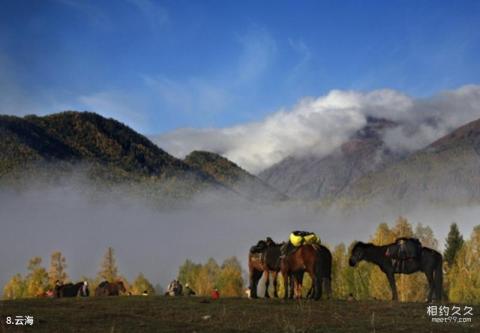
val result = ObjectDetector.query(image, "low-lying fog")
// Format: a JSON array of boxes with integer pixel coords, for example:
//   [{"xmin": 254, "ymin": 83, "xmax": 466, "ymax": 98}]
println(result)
[{"xmin": 1, "ymin": 181, "xmax": 479, "ymax": 291}]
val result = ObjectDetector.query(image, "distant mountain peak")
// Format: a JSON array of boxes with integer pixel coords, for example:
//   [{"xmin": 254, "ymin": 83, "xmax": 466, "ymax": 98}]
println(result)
[
  {"xmin": 259, "ymin": 117, "xmax": 402, "ymax": 200},
  {"xmin": 336, "ymin": 117, "xmax": 480, "ymax": 208}
]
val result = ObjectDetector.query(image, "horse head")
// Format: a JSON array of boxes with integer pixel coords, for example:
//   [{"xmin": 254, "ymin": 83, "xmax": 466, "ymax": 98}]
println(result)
[{"xmin": 349, "ymin": 241, "xmax": 367, "ymax": 267}]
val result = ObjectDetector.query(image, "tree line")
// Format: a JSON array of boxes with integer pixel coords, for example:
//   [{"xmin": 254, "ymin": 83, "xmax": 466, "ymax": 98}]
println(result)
[
  {"xmin": 3, "ymin": 247, "xmax": 156, "ymax": 299},
  {"xmin": 3, "ymin": 217, "xmax": 480, "ymax": 302},
  {"xmin": 328, "ymin": 217, "xmax": 479, "ymax": 303}
]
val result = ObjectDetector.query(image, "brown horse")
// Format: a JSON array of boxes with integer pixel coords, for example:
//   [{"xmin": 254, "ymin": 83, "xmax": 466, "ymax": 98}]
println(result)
[
  {"xmin": 95, "ymin": 281, "xmax": 126, "ymax": 296},
  {"xmin": 281, "ymin": 244, "xmax": 332, "ymax": 300}
]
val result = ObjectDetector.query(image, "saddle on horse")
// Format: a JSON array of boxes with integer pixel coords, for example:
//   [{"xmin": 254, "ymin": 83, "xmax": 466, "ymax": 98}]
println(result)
[
  {"xmin": 281, "ymin": 231, "xmax": 321, "ymax": 257},
  {"xmin": 249, "ymin": 240, "xmax": 269, "ymax": 265},
  {"xmin": 385, "ymin": 237, "xmax": 422, "ymax": 272},
  {"xmin": 250, "ymin": 238, "xmax": 281, "ymax": 270}
]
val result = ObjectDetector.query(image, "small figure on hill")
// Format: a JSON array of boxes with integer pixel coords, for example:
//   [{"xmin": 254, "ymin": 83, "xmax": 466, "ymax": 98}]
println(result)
[
  {"xmin": 79, "ymin": 281, "xmax": 89, "ymax": 297},
  {"xmin": 211, "ymin": 288, "xmax": 220, "ymax": 300},
  {"xmin": 166, "ymin": 280, "xmax": 175, "ymax": 296},
  {"xmin": 166, "ymin": 279, "xmax": 183, "ymax": 296},
  {"xmin": 347, "ymin": 293, "xmax": 355, "ymax": 301},
  {"xmin": 142, "ymin": 290, "xmax": 149, "ymax": 296},
  {"xmin": 183, "ymin": 283, "xmax": 196, "ymax": 296}
]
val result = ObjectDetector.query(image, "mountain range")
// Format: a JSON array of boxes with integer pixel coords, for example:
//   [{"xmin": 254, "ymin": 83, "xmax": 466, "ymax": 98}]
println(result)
[
  {"xmin": 337, "ymin": 118, "xmax": 480, "ymax": 207},
  {"xmin": 0, "ymin": 112, "xmax": 281, "ymax": 203},
  {"xmin": 258, "ymin": 117, "xmax": 403, "ymax": 201},
  {"xmin": 2, "ymin": 111, "xmax": 480, "ymax": 209}
]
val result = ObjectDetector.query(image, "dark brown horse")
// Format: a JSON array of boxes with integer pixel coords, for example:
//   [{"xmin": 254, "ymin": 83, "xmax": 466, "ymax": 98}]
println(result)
[
  {"xmin": 54, "ymin": 282, "xmax": 89, "ymax": 297},
  {"xmin": 280, "ymin": 244, "xmax": 332, "ymax": 300},
  {"xmin": 95, "ymin": 281, "xmax": 127, "ymax": 296},
  {"xmin": 248, "ymin": 239, "xmax": 283, "ymax": 298},
  {"xmin": 349, "ymin": 241, "xmax": 443, "ymax": 302}
]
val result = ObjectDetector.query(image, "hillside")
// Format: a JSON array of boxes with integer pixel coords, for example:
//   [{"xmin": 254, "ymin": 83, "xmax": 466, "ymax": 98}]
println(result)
[
  {"xmin": 0, "ymin": 112, "xmax": 223, "ymax": 199},
  {"xmin": 259, "ymin": 117, "xmax": 402, "ymax": 200},
  {"xmin": 0, "ymin": 297, "xmax": 474, "ymax": 333},
  {"xmin": 185, "ymin": 151, "xmax": 287, "ymax": 202},
  {"xmin": 336, "ymin": 118, "xmax": 480, "ymax": 207}
]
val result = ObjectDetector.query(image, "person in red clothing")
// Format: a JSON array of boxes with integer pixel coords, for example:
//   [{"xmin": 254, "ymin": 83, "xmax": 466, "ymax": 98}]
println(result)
[{"xmin": 211, "ymin": 288, "xmax": 220, "ymax": 300}]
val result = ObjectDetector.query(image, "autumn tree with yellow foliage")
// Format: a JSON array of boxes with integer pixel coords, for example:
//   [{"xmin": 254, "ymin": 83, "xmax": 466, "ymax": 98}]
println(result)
[
  {"xmin": 448, "ymin": 225, "xmax": 480, "ymax": 303},
  {"xmin": 48, "ymin": 251, "xmax": 68, "ymax": 287},
  {"xmin": 25, "ymin": 257, "xmax": 49, "ymax": 297},
  {"xmin": 363, "ymin": 217, "xmax": 439, "ymax": 302},
  {"xmin": 177, "ymin": 256, "xmax": 245, "ymax": 297}
]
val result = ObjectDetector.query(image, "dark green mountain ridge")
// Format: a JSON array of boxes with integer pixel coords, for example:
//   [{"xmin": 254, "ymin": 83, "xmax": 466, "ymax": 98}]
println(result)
[{"xmin": 0, "ymin": 111, "xmax": 286, "ymax": 203}]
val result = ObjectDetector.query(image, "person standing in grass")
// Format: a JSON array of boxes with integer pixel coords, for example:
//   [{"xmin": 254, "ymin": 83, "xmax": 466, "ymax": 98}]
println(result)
[{"xmin": 211, "ymin": 288, "xmax": 220, "ymax": 300}]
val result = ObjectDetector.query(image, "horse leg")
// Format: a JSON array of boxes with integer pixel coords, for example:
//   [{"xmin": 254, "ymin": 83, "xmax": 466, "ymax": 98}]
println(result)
[
  {"xmin": 249, "ymin": 269, "xmax": 262, "ymax": 298},
  {"xmin": 425, "ymin": 270, "xmax": 434, "ymax": 303},
  {"xmin": 272, "ymin": 272, "xmax": 278, "ymax": 298},
  {"xmin": 283, "ymin": 271, "xmax": 289, "ymax": 300},
  {"xmin": 316, "ymin": 275, "xmax": 323, "ymax": 300},
  {"xmin": 434, "ymin": 258, "xmax": 443, "ymax": 302},
  {"xmin": 386, "ymin": 272, "xmax": 398, "ymax": 301},
  {"xmin": 313, "ymin": 274, "xmax": 321, "ymax": 301},
  {"xmin": 288, "ymin": 274, "xmax": 294, "ymax": 299},
  {"xmin": 323, "ymin": 278, "xmax": 332, "ymax": 300},
  {"xmin": 306, "ymin": 285, "xmax": 313, "ymax": 299},
  {"xmin": 295, "ymin": 277, "xmax": 303, "ymax": 299},
  {"xmin": 263, "ymin": 270, "xmax": 270, "ymax": 298}
]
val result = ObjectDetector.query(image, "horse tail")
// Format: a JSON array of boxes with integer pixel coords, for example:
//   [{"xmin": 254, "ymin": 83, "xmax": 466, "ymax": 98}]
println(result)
[
  {"xmin": 434, "ymin": 252, "xmax": 443, "ymax": 301},
  {"xmin": 322, "ymin": 277, "xmax": 332, "ymax": 299}
]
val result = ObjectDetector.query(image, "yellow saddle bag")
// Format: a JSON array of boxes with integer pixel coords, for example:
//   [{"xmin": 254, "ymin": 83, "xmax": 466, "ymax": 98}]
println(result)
[{"xmin": 289, "ymin": 231, "xmax": 320, "ymax": 247}]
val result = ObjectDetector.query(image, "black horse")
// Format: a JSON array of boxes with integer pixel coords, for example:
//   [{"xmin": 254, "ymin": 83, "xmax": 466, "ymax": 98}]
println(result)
[
  {"xmin": 55, "ymin": 282, "xmax": 89, "ymax": 297},
  {"xmin": 249, "ymin": 239, "xmax": 286, "ymax": 298},
  {"xmin": 349, "ymin": 241, "xmax": 443, "ymax": 302}
]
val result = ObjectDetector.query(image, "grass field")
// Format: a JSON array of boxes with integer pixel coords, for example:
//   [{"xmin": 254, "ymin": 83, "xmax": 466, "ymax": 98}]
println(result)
[{"xmin": 0, "ymin": 296, "xmax": 478, "ymax": 333}]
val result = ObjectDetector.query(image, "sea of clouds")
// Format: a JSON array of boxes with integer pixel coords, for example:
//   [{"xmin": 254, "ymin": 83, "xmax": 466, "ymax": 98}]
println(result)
[{"xmin": 155, "ymin": 85, "xmax": 480, "ymax": 173}]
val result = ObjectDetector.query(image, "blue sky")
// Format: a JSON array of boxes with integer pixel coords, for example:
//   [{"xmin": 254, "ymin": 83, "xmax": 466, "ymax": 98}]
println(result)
[{"xmin": 1, "ymin": 0, "xmax": 479, "ymax": 134}]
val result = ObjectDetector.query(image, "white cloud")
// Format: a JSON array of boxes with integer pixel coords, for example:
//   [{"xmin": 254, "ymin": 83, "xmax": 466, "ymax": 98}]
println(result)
[
  {"xmin": 236, "ymin": 27, "xmax": 276, "ymax": 83},
  {"xmin": 155, "ymin": 85, "xmax": 480, "ymax": 173},
  {"xmin": 383, "ymin": 85, "xmax": 480, "ymax": 151}
]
